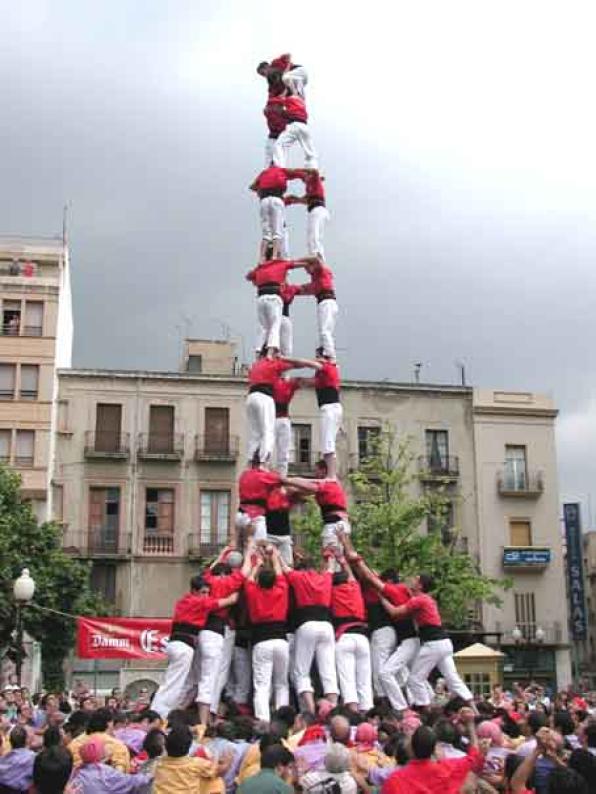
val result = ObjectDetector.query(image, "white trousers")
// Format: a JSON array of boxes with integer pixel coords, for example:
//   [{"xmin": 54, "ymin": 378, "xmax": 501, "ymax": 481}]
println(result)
[
  {"xmin": 259, "ymin": 196, "xmax": 285, "ymax": 242},
  {"xmin": 196, "ymin": 629, "xmax": 225, "ymax": 705},
  {"xmin": 280, "ymin": 315, "xmax": 293, "ymax": 357},
  {"xmin": 280, "ymin": 224, "xmax": 290, "ymax": 259},
  {"xmin": 293, "ymin": 620, "xmax": 338, "ymax": 695},
  {"xmin": 210, "ymin": 627, "xmax": 235, "ymax": 713},
  {"xmin": 274, "ymin": 416, "xmax": 293, "ymax": 476},
  {"xmin": 256, "ymin": 294, "xmax": 283, "ymax": 352},
  {"xmin": 408, "ymin": 638, "xmax": 473, "ymax": 706},
  {"xmin": 321, "ymin": 518, "xmax": 351, "ymax": 552},
  {"xmin": 379, "ymin": 637, "xmax": 420, "ymax": 712},
  {"xmin": 336, "ymin": 633, "xmax": 374, "ymax": 711},
  {"xmin": 317, "ymin": 298, "xmax": 338, "ymax": 359},
  {"xmin": 320, "ymin": 402, "xmax": 343, "ymax": 455},
  {"xmin": 371, "ymin": 626, "xmax": 397, "ymax": 698},
  {"xmin": 226, "ymin": 645, "xmax": 252, "ymax": 705},
  {"xmin": 152, "ymin": 640, "xmax": 195, "ymax": 718},
  {"xmin": 282, "ymin": 66, "xmax": 308, "ymax": 98},
  {"xmin": 267, "ymin": 534, "xmax": 293, "ymax": 564},
  {"xmin": 246, "ymin": 392, "xmax": 276, "ymax": 464},
  {"xmin": 307, "ymin": 206, "xmax": 330, "ymax": 259},
  {"xmin": 273, "ymin": 122, "xmax": 318, "ymax": 169},
  {"xmin": 253, "ymin": 638, "xmax": 290, "ymax": 722}
]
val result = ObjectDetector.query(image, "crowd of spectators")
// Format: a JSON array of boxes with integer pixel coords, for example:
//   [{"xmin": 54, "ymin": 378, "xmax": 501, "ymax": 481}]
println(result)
[{"xmin": 0, "ymin": 678, "xmax": 596, "ymax": 792}]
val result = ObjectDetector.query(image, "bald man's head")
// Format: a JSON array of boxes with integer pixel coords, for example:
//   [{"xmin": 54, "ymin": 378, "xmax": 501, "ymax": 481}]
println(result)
[{"xmin": 329, "ymin": 715, "xmax": 351, "ymax": 745}]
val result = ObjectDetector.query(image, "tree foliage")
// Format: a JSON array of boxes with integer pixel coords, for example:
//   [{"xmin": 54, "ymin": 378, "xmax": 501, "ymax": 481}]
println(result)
[
  {"xmin": 0, "ymin": 466, "xmax": 106, "ymax": 688},
  {"xmin": 294, "ymin": 428, "xmax": 510, "ymax": 628}
]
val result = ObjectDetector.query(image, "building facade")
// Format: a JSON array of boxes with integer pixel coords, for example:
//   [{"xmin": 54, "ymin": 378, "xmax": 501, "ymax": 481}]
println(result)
[
  {"xmin": 52, "ymin": 340, "xmax": 571, "ymax": 691},
  {"xmin": 0, "ymin": 236, "xmax": 72, "ymax": 521}
]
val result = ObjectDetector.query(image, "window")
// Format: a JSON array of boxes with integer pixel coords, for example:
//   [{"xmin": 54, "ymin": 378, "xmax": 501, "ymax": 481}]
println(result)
[
  {"xmin": 204, "ymin": 407, "xmax": 230, "ymax": 453},
  {"xmin": 145, "ymin": 488, "xmax": 175, "ymax": 533},
  {"xmin": 510, "ymin": 519, "xmax": 532, "ymax": 547},
  {"xmin": 88, "ymin": 487, "xmax": 120, "ymax": 552},
  {"xmin": 429, "ymin": 501, "xmax": 455, "ymax": 543},
  {"xmin": 148, "ymin": 405, "xmax": 174, "ymax": 453},
  {"xmin": 95, "ymin": 404, "xmax": 122, "ymax": 452},
  {"xmin": 200, "ymin": 490, "xmax": 231, "ymax": 546},
  {"xmin": 24, "ymin": 301, "xmax": 43, "ymax": 336},
  {"xmin": 19, "ymin": 365, "xmax": 39, "ymax": 400},
  {"xmin": 358, "ymin": 426, "xmax": 380, "ymax": 462},
  {"xmin": 91, "ymin": 563, "xmax": 116, "ymax": 604},
  {"xmin": 0, "ymin": 430, "xmax": 10, "ymax": 462},
  {"xmin": 514, "ymin": 592, "xmax": 537, "ymax": 640},
  {"xmin": 464, "ymin": 672, "xmax": 491, "ymax": 698},
  {"xmin": 187, "ymin": 355, "xmax": 202, "ymax": 373},
  {"xmin": 0, "ymin": 365, "xmax": 16, "ymax": 399},
  {"xmin": 14, "ymin": 430, "xmax": 34, "ymax": 466},
  {"xmin": 291, "ymin": 424, "xmax": 312, "ymax": 466},
  {"xmin": 505, "ymin": 446, "xmax": 527, "ymax": 491},
  {"xmin": 425, "ymin": 430, "xmax": 449, "ymax": 472},
  {"xmin": 2, "ymin": 301, "xmax": 21, "ymax": 336},
  {"xmin": 53, "ymin": 484, "xmax": 64, "ymax": 523}
]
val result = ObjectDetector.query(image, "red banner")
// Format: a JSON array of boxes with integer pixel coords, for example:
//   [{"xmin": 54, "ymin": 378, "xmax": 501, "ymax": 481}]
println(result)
[{"xmin": 76, "ymin": 617, "xmax": 172, "ymax": 660}]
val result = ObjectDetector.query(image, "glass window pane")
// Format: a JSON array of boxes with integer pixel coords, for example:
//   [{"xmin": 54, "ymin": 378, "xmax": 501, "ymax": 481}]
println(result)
[
  {"xmin": 20, "ymin": 365, "xmax": 38, "ymax": 399},
  {"xmin": 15, "ymin": 430, "xmax": 34, "ymax": 465},
  {"xmin": 0, "ymin": 365, "xmax": 15, "ymax": 399},
  {"xmin": 24, "ymin": 302, "xmax": 43, "ymax": 336},
  {"xmin": 0, "ymin": 430, "xmax": 10, "ymax": 461}
]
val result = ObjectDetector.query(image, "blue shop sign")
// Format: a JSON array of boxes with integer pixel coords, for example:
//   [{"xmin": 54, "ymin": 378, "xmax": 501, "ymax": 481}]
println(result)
[{"xmin": 503, "ymin": 548, "xmax": 551, "ymax": 566}]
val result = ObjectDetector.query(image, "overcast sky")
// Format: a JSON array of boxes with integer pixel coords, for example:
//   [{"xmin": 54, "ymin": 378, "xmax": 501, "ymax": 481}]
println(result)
[{"xmin": 1, "ymin": 1, "xmax": 595, "ymax": 521}]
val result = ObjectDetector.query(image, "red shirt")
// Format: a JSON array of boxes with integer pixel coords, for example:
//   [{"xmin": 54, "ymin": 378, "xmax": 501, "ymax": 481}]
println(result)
[
  {"xmin": 382, "ymin": 582, "xmax": 411, "ymax": 608},
  {"xmin": 289, "ymin": 169, "xmax": 325, "ymax": 201},
  {"xmin": 286, "ymin": 569, "xmax": 332, "ymax": 608},
  {"xmin": 203, "ymin": 569, "xmax": 245, "ymax": 622},
  {"xmin": 248, "ymin": 259, "xmax": 293, "ymax": 288},
  {"xmin": 245, "ymin": 576, "xmax": 288, "ymax": 624},
  {"xmin": 266, "ymin": 485, "xmax": 291, "ymax": 512},
  {"xmin": 238, "ymin": 467, "xmax": 282, "ymax": 518},
  {"xmin": 331, "ymin": 580, "xmax": 366, "ymax": 621},
  {"xmin": 172, "ymin": 593, "xmax": 219, "ymax": 628},
  {"xmin": 314, "ymin": 362, "xmax": 340, "ymax": 391},
  {"xmin": 248, "ymin": 358, "xmax": 292, "ymax": 387},
  {"xmin": 404, "ymin": 593, "xmax": 442, "ymax": 627},
  {"xmin": 264, "ymin": 98, "xmax": 287, "ymax": 136},
  {"xmin": 254, "ymin": 166, "xmax": 288, "ymax": 194},
  {"xmin": 302, "ymin": 264, "xmax": 335, "ymax": 296},
  {"xmin": 280, "ymin": 283, "xmax": 301, "ymax": 306},
  {"xmin": 315, "ymin": 479, "xmax": 347, "ymax": 512},
  {"xmin": 283, "ymin": 95, "xmax": 308, "ymax": 123},
  {"xmin": 381, "ymin": 749, "xmax": 482, "ymax": 794},
  {"xmin": 273, "ymin": 377, "xmax": 300, "ymax": 407}
]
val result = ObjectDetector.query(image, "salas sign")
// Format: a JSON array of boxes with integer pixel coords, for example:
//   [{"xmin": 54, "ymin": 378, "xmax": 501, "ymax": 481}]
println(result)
[
  {"xmin": 76, "ymin": 617, "xmax": 172, "ymax": 660},
  {"xmin": 563, "ymin": 503, "xmax": 588, "ymax": 640}
]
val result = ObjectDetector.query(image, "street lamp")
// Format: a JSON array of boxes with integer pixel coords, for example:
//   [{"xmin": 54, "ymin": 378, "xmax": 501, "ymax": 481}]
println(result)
[
  {"xmin": 512, "ymin": 624, "xmax": 545, "ymax": 686},
  {"xmin": 13, "ymin": 569, "xmax": 35, "ymax": 687}
]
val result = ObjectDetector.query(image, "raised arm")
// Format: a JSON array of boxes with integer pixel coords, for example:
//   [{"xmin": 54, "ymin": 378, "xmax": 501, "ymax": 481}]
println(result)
[
  {"xmin": 217, "ymin": 592, "xmax": 239, "ymax": 609},
  {"xmin": 284, "ymin": 195, "xmax": 308, "ymax": 206},
  {"xmin": 269, "ymin": 545, "xmax": 284, "ymax": 576},
  {"xmin": 240, "ymin": 539, "xmax": 256, "ymax": 578},
  {"xmin": 337, "ymin": 556, "xmax": 356, "ymax": 581},
  {"xmin": 281, "ymin": 476, "xmax": 320, "ymax": 494},
  {"xmin": 283, "ymin": 357, "xmax": 321, "ymax": 370}
]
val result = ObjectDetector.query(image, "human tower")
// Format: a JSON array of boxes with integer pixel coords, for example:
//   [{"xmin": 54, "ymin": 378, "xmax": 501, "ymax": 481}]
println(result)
[{"xmin": 152, "ymin": 55, "xmax": 475, "ymax": 727}]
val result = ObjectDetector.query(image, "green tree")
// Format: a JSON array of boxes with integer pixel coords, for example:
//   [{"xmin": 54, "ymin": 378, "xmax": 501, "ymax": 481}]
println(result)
[
  {"xmin": 0, "ymin": 465, "xmax": 105, "ymax": 689},
  {"xmin": 294, "ymin": 428, "xmax": 509, "ymax": 628}
]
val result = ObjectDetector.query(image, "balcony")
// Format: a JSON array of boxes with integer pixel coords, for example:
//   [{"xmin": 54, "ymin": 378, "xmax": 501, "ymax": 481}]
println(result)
[
  {"xmin": 502, "ymin": 546, "xmax": 551, "ymax": 571},
  {"xmin": 497, "ymin": 469, "xmax": 544, "ymax": 498},
  {"xmin": 194, "ymin": 434, "xmax": 239, "ymax": 463},
  {"xmin": 418, "ymin": 455, "xmax": 460, "ymax": 482},
  {"xmin": 142, "ymin": 534, "xmax": 175, "ymax": 555},
  {"xmin": 84, "ymin": 431, "xmax": 130, "ymax": 460},
  {"xmin": 187, "ymin": 533, "xmax": 223, "ymax": 560},
  {"xmin": 498, "ymin": 621, "xmax": 563, "ymax": 645},
  {"xmin": 62, "ymin": 528, "xmax": 132, "ymax": 558},
  {"xmin": 137, "ymin": 433, "xmax": 184, "ymax": 461}
]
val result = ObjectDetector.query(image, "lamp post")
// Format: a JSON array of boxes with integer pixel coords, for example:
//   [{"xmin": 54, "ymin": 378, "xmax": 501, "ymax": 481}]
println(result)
[
  {"xmin": 512, "ymin": 625, "xmax": 545, "ymax": 686},
  {"xmin": 13, "ymin": 569, "xmax": 35, "ymax": 687}
]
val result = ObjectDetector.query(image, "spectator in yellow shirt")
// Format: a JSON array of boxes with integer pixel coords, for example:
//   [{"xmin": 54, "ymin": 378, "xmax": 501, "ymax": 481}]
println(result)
[
  {"xmin": 68, "ymin": 708, "xmax": 130, "ymax": 773},
  {"xmin": 153, "ymin": 726, "xmax": 228, "ymax": 794}
]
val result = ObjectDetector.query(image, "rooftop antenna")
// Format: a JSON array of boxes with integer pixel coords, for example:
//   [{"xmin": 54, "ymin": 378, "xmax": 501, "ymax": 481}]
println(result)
[
  {"xmin": 455, "ymin": 359, "xmax": 467, "ymax": 386},
  {"xmin": 413, "ymin": 362, "xmax": 423, "ymax": 383}
]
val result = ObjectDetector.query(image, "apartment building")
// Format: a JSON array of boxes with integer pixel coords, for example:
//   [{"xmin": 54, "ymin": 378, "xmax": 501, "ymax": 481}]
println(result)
[
  {"xmin": 0, "ymin": 236, "xmax": 72, "ymax": 520},
  {"xmin": 52, "ymin": 340, "xmax": 571, "ymax": 692}
]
